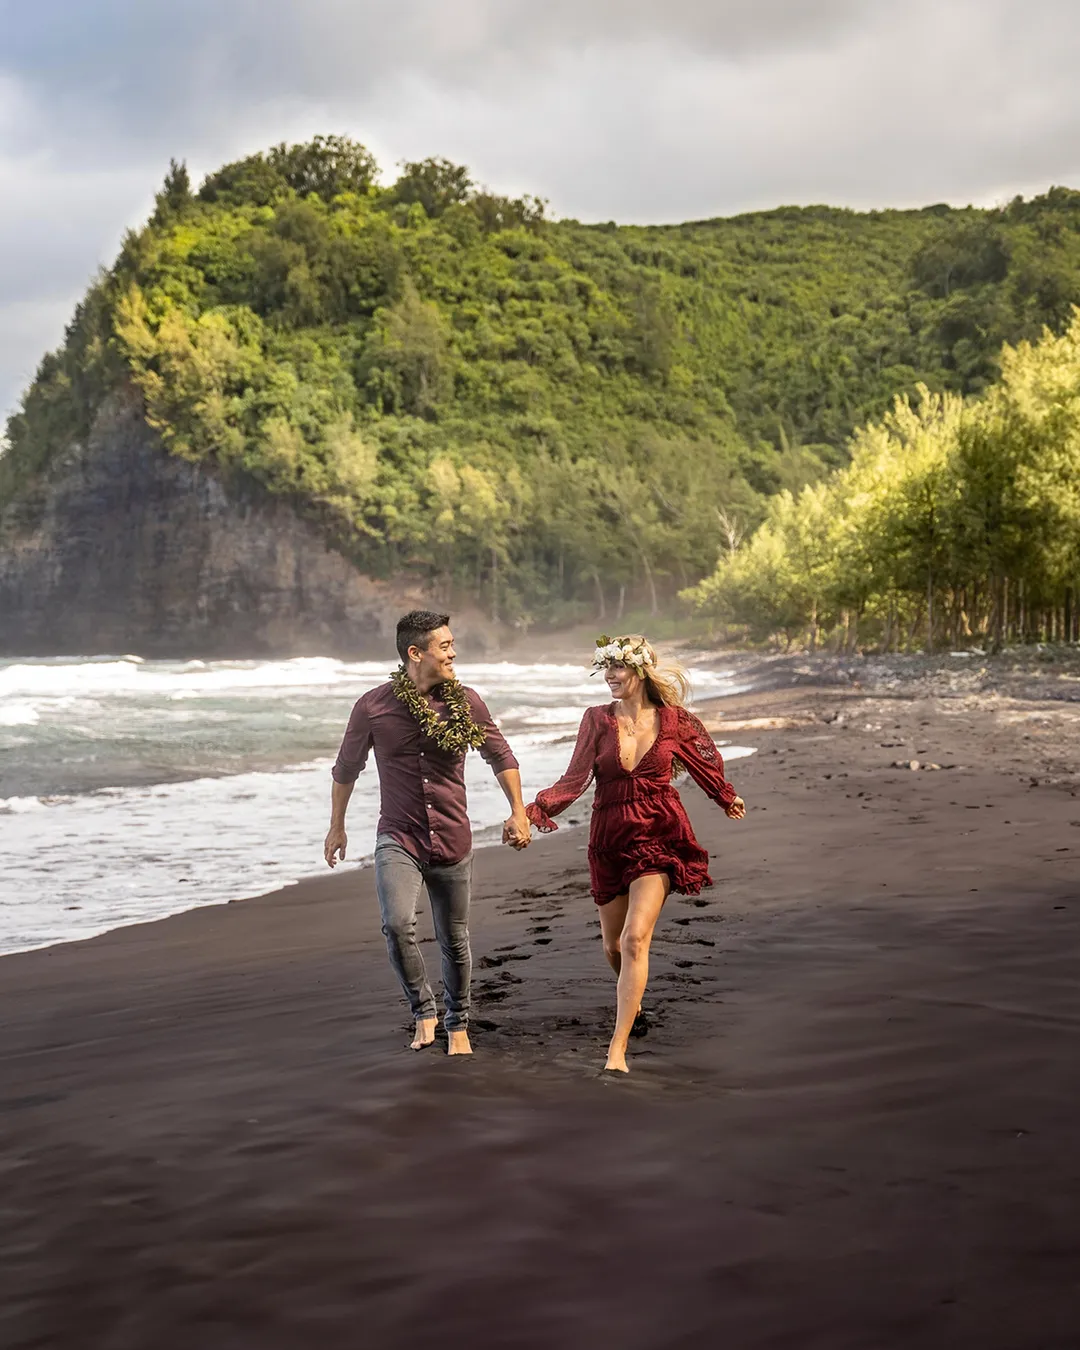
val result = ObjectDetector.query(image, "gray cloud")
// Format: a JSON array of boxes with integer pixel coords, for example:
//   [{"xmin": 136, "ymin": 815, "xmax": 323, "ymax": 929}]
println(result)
[{"xmin": 2, "ymin": 0, "xmax": 1080, "ymax": 418}]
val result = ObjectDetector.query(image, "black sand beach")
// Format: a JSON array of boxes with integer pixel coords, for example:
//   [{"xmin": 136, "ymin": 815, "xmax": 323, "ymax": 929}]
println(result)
[{"xmin": 2, "ymin": 683, "xmax": 1079, "ymax": 1349}]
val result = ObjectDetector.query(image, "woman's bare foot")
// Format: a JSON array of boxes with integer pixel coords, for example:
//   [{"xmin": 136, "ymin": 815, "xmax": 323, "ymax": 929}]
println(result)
[
  {"xmin": 447, "ymin": 1029, "xmax": 473, "ymax": 1056},
  {"xmin": 411, "ymin": 1017, "xmax": 437, "ymax": 1050},
  {"xmin": 604, "ymin": 1044, "xmax": 629, "ymax": 1073}
]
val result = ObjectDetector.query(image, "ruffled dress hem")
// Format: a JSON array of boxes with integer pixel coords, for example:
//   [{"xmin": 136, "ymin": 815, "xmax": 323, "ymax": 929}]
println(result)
[{"xmin": 588, "ymin": 842, "xmax": 713, "ymax": 905}]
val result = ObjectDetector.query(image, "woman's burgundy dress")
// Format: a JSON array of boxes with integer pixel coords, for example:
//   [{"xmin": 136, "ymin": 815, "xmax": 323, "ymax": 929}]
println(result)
[{"xmin": 526, "ymin": 703, "xmax": 739, "ymax": 905}]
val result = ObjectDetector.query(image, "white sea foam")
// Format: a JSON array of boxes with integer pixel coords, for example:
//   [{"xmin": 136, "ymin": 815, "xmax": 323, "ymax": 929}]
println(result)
[
  {"xmin": 499, "ymin": 704, "xmax": 596, "ymax": 726},
  {"xmin": 0, "ymin": 701, "xmax": 40, "ymax": 727},
  {"xmin": 0, "ymin": 656, "xmax": 385, "ymax": 701},
  {"xmin": 0, "ymin": 796, "xmax": 47, "ymax": 815}
]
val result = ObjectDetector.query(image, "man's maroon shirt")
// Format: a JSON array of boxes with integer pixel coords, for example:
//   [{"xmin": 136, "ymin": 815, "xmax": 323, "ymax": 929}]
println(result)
[{"xmin": 331, "ymin": 681, "xmax": 519, "ymax": 866}]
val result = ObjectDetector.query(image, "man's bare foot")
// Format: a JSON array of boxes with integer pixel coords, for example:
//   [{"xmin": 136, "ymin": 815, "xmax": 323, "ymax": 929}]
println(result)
[
  {"xmin": 411, "ymin": 1017, "xmax": 437, "ymax": 1050},
  {"xmin": 604, "ymin": 1046, "xmax": 629, "ymax": 1073},
  {"xmin": 447, "ymin": 1029, "xmax": 473, "ymax": 1056}
]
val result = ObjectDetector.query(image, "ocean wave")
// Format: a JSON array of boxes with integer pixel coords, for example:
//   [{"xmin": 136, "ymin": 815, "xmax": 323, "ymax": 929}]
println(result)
[
  {"xmin": 0, "ymin": 656, "xmax": 740, "ymax": 708},
  {"xmin": 0, "ymin": 701, "xmax": 40, "ymax": 727},
  {"xmin": 0, "ymin": 656, "xmax": 391, "ymax": 702},
  {"xmin": 498, "ymin": 704, "xmax": 594, "ymax": 726},
  {"xmin": 0, "ymin": 796, "xmax": 46, "ymax": 814}
]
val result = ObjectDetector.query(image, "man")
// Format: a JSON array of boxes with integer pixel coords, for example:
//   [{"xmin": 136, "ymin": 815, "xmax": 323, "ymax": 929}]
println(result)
[{"xmin": 324, "ymin": 610, "xmax": 531, "ymax": 1055}]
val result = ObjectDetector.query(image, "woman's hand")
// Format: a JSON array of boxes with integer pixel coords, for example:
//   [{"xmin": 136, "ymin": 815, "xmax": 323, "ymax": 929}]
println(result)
[{"xmin": 724, "ymin": 796, "xmax": 746, "ymax": 821}]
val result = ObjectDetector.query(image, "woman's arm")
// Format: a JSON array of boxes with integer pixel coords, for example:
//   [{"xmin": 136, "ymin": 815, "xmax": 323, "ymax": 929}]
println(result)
[
  {"xmin": 673, "ymin": 707, "xmax": 743, "ymax": 815},
  {"xmin": 526, "ymin": 707, "xmax": 601, "ymax": 832}
]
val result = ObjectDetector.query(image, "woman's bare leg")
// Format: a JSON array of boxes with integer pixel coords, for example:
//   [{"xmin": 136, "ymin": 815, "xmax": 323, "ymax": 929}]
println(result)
[
  {"xmin": 598, "ymin": 893, "xmax": 629, "ymax": 975},
  {"xmin": 605, "ymin": 873, "xmax": 670, "ymax": 1073}
]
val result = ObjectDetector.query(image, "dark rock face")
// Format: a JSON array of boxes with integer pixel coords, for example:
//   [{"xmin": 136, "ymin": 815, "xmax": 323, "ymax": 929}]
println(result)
[{"xmin": 0, "ymin": 396, "xmax": 446, "ymax": 659}]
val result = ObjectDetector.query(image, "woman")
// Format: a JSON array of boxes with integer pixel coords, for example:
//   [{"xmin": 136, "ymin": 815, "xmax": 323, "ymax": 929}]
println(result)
[{"xmin": 526, "ymin": 636, "xmax": 746, "ymax": 1073}]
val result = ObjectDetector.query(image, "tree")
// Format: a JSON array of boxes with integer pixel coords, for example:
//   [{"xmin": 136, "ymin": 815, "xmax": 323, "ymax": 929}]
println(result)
[
  {"xmin": 361, "ymin": 279, "xmax": 452, "ymax": 416},
  {"xmin": 391, "ymin": 157, "xmax": 473, "ymax": 218},
  {"xmin": 199, "ymin": 136, "xmax": 379, "ymax": 207},
  {"xmin": 152, "ymin": 159, "xmax": 192, "ymax": 223},
  {"xmin": 267, "ymin": 135, "xmax": 379, "ymax": 201}
]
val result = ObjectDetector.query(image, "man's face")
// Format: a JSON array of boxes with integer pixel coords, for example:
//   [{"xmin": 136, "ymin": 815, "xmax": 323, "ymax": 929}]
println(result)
[{"xmin": 411, "ymin": 626, "xmax": 456, "ymax": 683}]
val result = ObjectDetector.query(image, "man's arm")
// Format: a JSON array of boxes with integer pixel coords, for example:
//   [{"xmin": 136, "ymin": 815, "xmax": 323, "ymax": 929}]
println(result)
[
  {"xmin": 325, "ymin": 779, "xmax": 355, "ymax": 867},
  {"xmin": 468, "ymin": 690, "xmax": 531, "ymax": 851},
  {"xmin": 324, "ymin": 696, "xmax": 372, "ymax": 868},
  {"xmin": 496, "ymin": 768, "xmax": 531, "ymax": 850}
]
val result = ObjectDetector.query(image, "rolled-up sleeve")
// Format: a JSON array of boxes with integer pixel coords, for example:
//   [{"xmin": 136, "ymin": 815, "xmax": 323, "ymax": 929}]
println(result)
[
  {"xmin": 332, "ymin": 695, "xmax": 373, "ymax": 784},
  {"xmin": 470, "ymin": 691, "xmax": 519, "ymax": 774}
]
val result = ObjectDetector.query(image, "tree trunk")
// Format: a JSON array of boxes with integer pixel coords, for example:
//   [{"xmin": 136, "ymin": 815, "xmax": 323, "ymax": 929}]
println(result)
[
  {"xmin": 990, "ymin": 575, "xmax": 1004, "ymax": 654},
  {"xmin": 616, "ymin": 584, "xmax": 626, "ymax": 623},
  {"xmin": 591, "ymin": 568, "xmax": 606, "ymax": 622},
  {"xmin": 908, "ymin": 598, "xmax": 925, "ymax": 649},
  {"xmin": 1001, "ymin": 576, "xmax": 1008, "ymax": 647},
  {"xmin": 926, "ymin": 564, "xmax": 934, "ymax": 655},
  {"xmin": 847, "ymin": 606, "xmax": 862, "ymax": 656},
  {"xmin": 640, "ymin": 552, "xmax": 659, "ymax": 617}
]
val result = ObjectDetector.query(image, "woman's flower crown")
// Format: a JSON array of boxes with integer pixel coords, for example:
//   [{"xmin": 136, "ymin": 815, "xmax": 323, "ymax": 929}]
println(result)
[{"xmin": 591, "ymin": 634, "xmax": 655, "ymax": 674}]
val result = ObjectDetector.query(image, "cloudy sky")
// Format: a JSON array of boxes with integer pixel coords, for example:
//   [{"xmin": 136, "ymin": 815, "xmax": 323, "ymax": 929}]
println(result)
[{"xmin": 2, "ymin": 0, "xmax": 1079, "ymax": 420}]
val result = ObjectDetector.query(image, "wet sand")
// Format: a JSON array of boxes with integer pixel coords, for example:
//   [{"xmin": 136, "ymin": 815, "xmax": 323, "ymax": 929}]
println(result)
[{"xmin": 2, "ymin": 685, "xmax": 1079, "ymax": 1349}]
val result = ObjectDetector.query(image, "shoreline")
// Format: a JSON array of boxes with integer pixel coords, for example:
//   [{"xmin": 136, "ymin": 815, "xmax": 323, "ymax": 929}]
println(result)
[
  {"xmin": 6, "ymin": 645, "xmax": 1077, "ymax": 959},
  {"xmin": 0, "ymin": 656, "xmax": 758, "ymax": 958}
]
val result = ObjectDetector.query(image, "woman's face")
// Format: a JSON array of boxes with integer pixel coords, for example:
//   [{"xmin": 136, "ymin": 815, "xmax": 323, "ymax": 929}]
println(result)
[{"xmin": 604, "ymin": 662, "xmax": 642, "ymax": 701}]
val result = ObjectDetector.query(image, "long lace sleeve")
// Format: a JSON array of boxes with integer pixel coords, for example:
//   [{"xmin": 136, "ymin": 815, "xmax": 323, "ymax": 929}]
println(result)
[
  {"xmin": 674, "ymin": 707, "xmax": 738, "ymax": 809},
  {"xmin": 526, "ymin": 706, "xmax": 600, "ymax": 833}
]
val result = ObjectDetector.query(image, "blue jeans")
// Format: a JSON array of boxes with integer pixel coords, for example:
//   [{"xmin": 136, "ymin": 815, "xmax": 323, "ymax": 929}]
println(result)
[{"xmin": 373, "ymin": 834, "xmax": 473, "ymax": 1031}]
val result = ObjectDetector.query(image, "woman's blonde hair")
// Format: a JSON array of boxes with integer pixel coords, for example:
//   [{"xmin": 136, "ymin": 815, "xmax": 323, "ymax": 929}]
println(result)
[{"xmin": 611, "ymin": 635, "xmax": 690, "ymax": 709}]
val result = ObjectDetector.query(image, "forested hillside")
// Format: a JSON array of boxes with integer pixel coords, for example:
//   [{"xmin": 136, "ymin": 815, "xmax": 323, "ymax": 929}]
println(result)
[
  {"xmin": 5, "ymin": 135, "xmax": 1080, "ymax": 628},
  {"xmin": 684, "ymin": 314, "xmax": 1080, "ymax": 653}
]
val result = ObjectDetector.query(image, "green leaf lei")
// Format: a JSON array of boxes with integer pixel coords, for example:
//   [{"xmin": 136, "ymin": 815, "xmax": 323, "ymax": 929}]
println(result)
[{"xmin": 390, "ymin": 665, "xmax": 488, "ymax": 755}]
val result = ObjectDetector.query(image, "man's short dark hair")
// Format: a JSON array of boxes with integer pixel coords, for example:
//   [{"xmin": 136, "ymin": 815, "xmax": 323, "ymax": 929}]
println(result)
[{"xmin": 396, "ymin": 610, "xmax": 451, "ymax": 663}]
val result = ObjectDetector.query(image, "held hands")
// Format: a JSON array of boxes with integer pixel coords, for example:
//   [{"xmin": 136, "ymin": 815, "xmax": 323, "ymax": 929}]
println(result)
[
  {"xmin": 502, "ymin": 810, "xmax": 532, "ymax": 851},
  {"xmin": 724, "ymin": 796, "xmax": 746, "ymax": 821},
  {"xmin": 324, "ymin": 825, "xmax": 348, "ymax": 868}
]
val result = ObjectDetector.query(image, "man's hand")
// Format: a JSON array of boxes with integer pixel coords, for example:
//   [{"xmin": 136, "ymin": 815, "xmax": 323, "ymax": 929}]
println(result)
[
  {"xmin": 502, "ymin": 810, "xmax": 532, "ymax": 850},
  {"xmin": 324, "ymin": 824, "xmax": 348, "ymax": 867},
  {"xmin": 724, "ymin": 796, "xmax": 746, "ymax": 821}
]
